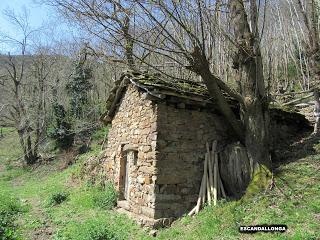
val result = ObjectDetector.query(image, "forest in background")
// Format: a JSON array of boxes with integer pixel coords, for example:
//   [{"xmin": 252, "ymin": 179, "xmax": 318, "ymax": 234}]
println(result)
[
  {"xmin": 0, "ymin": 0, "xmax": 320, "ymax": 239},
  {"xmin": 0, "ymin": 0, "xmax": 318, "ymax": 165}
]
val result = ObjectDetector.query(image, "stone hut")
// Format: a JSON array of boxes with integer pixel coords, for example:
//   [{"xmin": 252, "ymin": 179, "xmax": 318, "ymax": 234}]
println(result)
[
  {"xmin": 100, "ymin": 70, "xmax": 241, "ymax": 226},
  {"xmin": 99, "ymin": 70, "xmax": 313, "ymax": 228}
]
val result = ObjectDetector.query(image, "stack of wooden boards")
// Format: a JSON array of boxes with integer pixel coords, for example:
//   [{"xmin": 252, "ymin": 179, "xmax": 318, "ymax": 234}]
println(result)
[{"xmin": 188, "ymin": 141, "xmax": 226, "ymax": 216}]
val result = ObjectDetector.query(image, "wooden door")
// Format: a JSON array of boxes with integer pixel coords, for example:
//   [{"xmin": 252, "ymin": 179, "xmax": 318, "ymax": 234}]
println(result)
[{"xmin": 124, "ymin": 156, "xmax": 130, "ymax": 200}]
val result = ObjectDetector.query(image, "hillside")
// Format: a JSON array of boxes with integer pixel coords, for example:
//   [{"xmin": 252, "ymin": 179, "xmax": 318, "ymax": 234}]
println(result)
[{"xmin": 0, "ymin": 128, "xmax": 319, "ymax": 240}]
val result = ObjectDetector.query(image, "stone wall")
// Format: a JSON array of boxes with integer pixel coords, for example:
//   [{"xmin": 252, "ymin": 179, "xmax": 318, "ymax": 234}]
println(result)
[
  {"xmin": 103, "ymin": 83, "xmax": 312, "ymax": 223},
  {"xmin": 104, "ymin": 84, "xmax": 229, "ymax": 221},
  {"xmin": 154, "ymin": 103, "xmax": 229, "ymax": 218},
  {"xmin": 103, "ymin": 84, "xmax": 158, "ymax": 219}
]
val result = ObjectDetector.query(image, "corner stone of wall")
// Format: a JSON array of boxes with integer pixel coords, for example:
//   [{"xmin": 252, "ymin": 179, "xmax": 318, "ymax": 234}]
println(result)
[{"xmin": 103, "ymin": 85, "xmax": 158, "ymax": 220}]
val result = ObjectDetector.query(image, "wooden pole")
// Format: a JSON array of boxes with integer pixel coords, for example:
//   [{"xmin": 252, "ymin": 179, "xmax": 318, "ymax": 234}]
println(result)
[
  {"xmin": 206, "ymin": 175, "xmax": 211, "ymax": 206},
  {"xmin": 217, "ymin": 165, "xmax": 220, "ymax": 199},
  {"xmin": 195, "ymin": 175, "xmax": 204, "ymax": 214},
  {"xmin": 205, "ymin": 149, "xmax": 212, "ymax": 206},
  {"xmin": 207, "ymin": 151, "xmax": 214, "ymax": 199},
  {"xmin": 191, "ymin": 141, "xmax": 220, "ymax": 215},
  {"xmin": 220, "ymin": 177, "xmax": 227, "ymax": 198},
  {"xmin": 202, "ymin": 155, "xmax": 208, "ymax": 206},
  {"xmin": 196, "ymin": 152, "xmax": 209, "ymax": 213},
  {"xmin": 218, "ymin": 167, "xmax": 227, "ymax": 198},
  {"xmin": 216, "ymin": 153, "xmax": 221, "ymax": 199},
  {"xmin": 213, "ymin": 152, "xmax": 218, "ymax": 206},
  {"xmin": 211, "ymin": 141, "xmax": 217, "ymax": 196},
  {"xmin": 206, "ymin": 142, "xmax": 213, "ymax": 200},
  {"xmin": 188, "ymin": 206, "xmax": 197, "ymax": 216}
]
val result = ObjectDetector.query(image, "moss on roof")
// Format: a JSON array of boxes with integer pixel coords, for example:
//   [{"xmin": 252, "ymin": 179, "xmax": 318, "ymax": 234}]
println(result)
[
  {"xmin": 101, "ymin": 70, "xmax": 236, "ymax": 124},
  {"xmin": 123, "ymin": 70, "xmax": 209, "ymax": 96}
]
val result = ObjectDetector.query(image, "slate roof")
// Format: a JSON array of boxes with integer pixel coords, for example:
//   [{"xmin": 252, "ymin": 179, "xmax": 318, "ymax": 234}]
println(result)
[{"xmin": 101, "ymin": 70, "xmax": 237, "ymax": 124}]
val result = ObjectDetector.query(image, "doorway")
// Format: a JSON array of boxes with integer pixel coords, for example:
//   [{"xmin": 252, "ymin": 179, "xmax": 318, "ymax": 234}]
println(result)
[{"xmin": 119, "ymin": 150, "xmax": 136, "ymax": 200}]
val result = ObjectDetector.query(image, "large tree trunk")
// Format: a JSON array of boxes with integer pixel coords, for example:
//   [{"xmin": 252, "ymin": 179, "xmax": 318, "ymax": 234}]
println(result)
[
  {"xmin": 188, "ymin": 0, "xmax": 272, "ymax": 196},
  {"xmin": 177, "ymin": 0, "xmax": 272, "ymax": 197},
  {"xmin": 13, "ymin": 65, "xmax": 39, "ymax": 165},
  {"xmin": 189, "ymin": 47, "xmax": 245, "ymax": 143},
  {"xmin": 242, "ymin": 100, "xmax": 271, "ymax": 197},
  {"xmin": 228, "ymin": 0, "xmax": 272, "ymax": 196},
  {"xmin": 238, "ymin": 0, "xmax": 271, "ymax": 192},
  {"xmin": 17, "ymin": 128, "xmax": 38, "ymax": 165}
]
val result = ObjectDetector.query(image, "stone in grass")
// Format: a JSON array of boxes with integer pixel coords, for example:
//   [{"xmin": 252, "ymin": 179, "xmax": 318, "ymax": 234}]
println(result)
[{"xmin": 149, "ymin": 230, "xmax": 157, "ymax": 237}]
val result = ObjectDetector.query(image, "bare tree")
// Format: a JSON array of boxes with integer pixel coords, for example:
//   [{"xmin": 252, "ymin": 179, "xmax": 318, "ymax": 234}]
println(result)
[
  {"xmin": 43, "ymin": 0, "xmax": 136, "ymax": 70},
  {"xmin": 297, "ymin": 0, "xmax": 320, "ymax": 74},
  {"xmin": 0, "ymin": 9, "xmax": 57, "ymax": 164},
  {"xmin": 132, "ymin": 0, "xmax": 271, "ymax": 193},
  {"xmin": 49, "ymin": 0, "xmax": 274, "ymax": 194}
]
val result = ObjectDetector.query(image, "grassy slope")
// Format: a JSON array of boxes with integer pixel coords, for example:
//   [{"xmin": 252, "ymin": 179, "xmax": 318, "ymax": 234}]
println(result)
[
  {"xmin": 0, "ymin": 129, "xmax": 147, "ymax": 240},
  {"xmin": 157, "ymin": 157, "xmax": 320, "ymax": 240},
  {"xmin": 0, "ymin": 129, "xmax": 319, "ymax": 240}
]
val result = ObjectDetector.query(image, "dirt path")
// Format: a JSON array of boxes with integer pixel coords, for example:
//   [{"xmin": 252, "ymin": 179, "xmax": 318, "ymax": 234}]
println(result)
[
  {"xmin": 0, "ymin": 130, "xmax": 58, "ymax": 239},
  {"xmin": 24, "ymin": 198, "xmax": 55, "ymax": 240},
  {"xmin": 6, "ymin": 172, "xmax": 56, "ymax": 240}
]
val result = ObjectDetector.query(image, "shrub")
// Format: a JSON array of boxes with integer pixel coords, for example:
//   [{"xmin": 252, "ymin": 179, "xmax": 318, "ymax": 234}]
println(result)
[
  {"xmin": 70, "ymin": 218, "xmax": 118, "ymax": 240},
  {"xmin": 66, "ymin": 58, "xmax": 93, "ymax": 119},
  {"xmin": 54, "ymin": 215, "xmax": 130, "ymax": 240},
  {"xmin": 49, "ymin": 104, "xmax": 74, "ymax": 151},
  {"xmin": 47, "ymin": 192, "xmax": 69, "ymax": 206},
  {"xmin": 0, "ymin": 195, "xmax": 22, "ymax": 214},
  {"xmin": 92, "ymin": 183, "xmax": 117, "ymax": 210},
  {"xmin": 0, "ymin": 194, "xmax": 23, "ymax": 240},
  {"xmin": 0, "ymin": 211, "xmax": 18, "ymax": 240},
  {"xmin": 91, "ymin": 126, "xmax": 109, "ymax": 141}
]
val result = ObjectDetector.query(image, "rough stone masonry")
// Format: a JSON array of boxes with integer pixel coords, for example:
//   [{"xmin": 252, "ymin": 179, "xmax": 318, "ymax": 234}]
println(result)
[{"xmin": 103, "ymin": 83, "xmax": 229, "ymax": 225}]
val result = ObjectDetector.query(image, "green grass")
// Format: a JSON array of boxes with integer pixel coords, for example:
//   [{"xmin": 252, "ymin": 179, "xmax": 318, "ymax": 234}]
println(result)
[
  {"xmin": 0, "ymin": 127, "xmax": 147, "ymax": 240},
  {"xmin": 154, "ymin": 158, "xmax": 320, "ymax": 240},
  {"xmin": 91, "ymin": 126, "xmax": 110, "ymax": 141},
  {"xmin": 0, "ymin": 128, "xmax": 23, "ymax": 167},
  {"xmin": 0, "ymin": 127, "xmax": 319, "ymax": 240},
  {"xmin": 0, "ymin": 186, "xmax": 27, "ymax": 240}
]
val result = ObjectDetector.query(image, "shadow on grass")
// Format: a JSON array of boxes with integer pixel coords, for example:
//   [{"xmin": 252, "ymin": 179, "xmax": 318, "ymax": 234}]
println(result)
[{"xmin": 272, "ymin": 130, "xmax": 320, "ymax": 168}]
